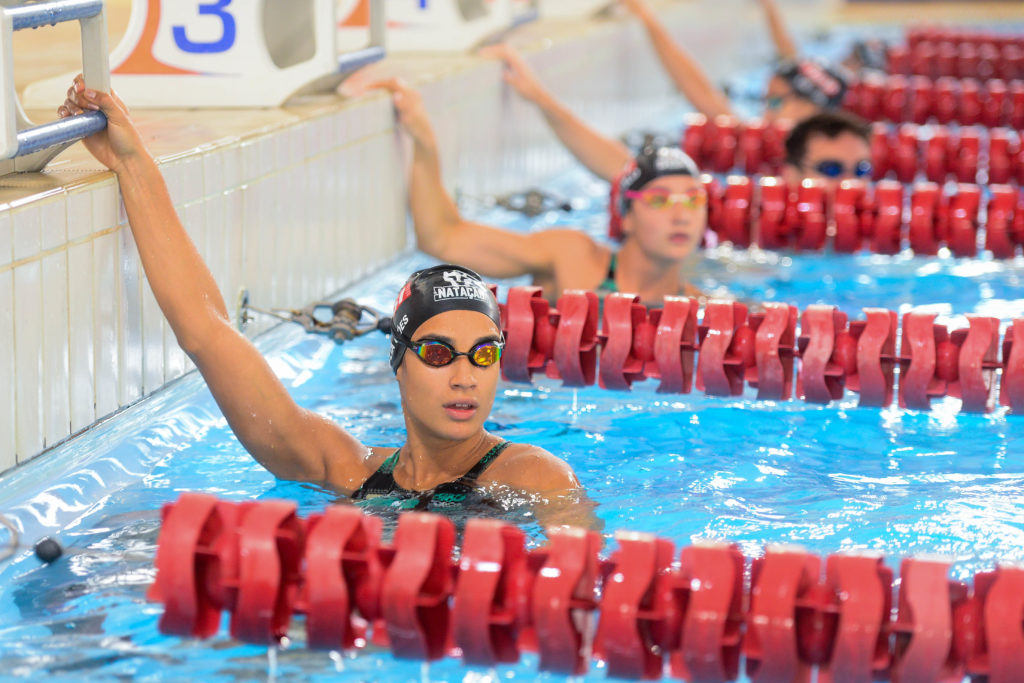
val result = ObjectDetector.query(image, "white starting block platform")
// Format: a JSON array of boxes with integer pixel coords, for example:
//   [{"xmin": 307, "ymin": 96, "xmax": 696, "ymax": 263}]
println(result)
[
  {"xmin": 538, "ymin": 0, "xmax": 613, "ymax": 19},
  {"xmin": 23, "ymin": 0, "xmax": 385, "ymax": 109},
  {"xmin": 372, "ymin": 0, "xmax": 532, "ymax": 53}
]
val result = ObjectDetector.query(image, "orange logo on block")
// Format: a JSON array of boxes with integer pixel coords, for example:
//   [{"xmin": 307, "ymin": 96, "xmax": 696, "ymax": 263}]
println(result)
[
  {"xmin": 339, "ymin": 0, "xmax": 369, "ymax": 27},
  {"xmin": 114, "ymin": 0, "xmax": 198, "ymax": 75}
]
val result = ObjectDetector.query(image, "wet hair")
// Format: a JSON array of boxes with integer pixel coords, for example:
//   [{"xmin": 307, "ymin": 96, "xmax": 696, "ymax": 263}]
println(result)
[
  {"xmin": 388, "ymin": 264, "xmax": 502, "ymax": 374},
  {"xmin": 784, "ymin": 110, "xmax": 871, "ymax": 168},
  {"xmin": 774, "ymin": 58, "xmax": 850, "ymax": 110}
]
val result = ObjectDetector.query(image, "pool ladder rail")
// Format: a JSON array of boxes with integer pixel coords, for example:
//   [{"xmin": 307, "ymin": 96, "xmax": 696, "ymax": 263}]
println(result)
[
  {"xmin": 147, "ymin": 491, "xmax": 1024, "ymax": 683},
  {"xmin": 0, "ymin": 0, "xmax": 110, "ymax": 173}
]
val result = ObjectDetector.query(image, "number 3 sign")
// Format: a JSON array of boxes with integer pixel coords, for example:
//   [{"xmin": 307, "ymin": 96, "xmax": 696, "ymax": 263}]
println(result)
[{"xmin": 24, "ymin": 0, "xmax": 384, "ymax": 109}]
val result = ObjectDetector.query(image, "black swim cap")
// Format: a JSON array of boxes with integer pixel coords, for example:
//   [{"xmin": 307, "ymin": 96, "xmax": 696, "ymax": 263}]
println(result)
[
  {"xmin": 618, "ymin": 145, "xmax": 701, "ymax": 217},
  {"xmin": 389, "ymin": 264, "xmax": 502, "ymax": 374},
  {"xmin": 774, "ymin": 58, "xmax": 850, "ymax": 110}
]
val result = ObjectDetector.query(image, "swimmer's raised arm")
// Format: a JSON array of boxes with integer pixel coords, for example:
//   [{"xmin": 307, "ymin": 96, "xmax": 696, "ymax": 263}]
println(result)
[
  {"xmin": 757, "ymin": 0, "xmax": 799, "ymax": 61},
  {"xmin": 370, "ymin": 78, "xmax": 604, "ymax": 282},
  {"xmin": 617, "ymin": 0, "xmax": 735, "ymax": 119},
  {"xmin": 479, "ymin": 45, "xmax": 631, "ymax": 182},
  {"xmin": 59, "ymin": 76, "xmax": 372, "ymax": 494}
]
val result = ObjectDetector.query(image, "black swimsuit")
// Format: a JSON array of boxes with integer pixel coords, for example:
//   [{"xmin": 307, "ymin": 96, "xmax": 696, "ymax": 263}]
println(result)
[{"xmin": 351, "ymin": 441, "xmax": 511, "ymax": 511}]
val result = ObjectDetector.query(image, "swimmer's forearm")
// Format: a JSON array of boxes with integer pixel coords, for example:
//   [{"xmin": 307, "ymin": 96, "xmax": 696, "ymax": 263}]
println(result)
[
  {"xmin": 533, "ymin": 93, "xmax": 632, "ymax": 182},
  {"xmin": 635, "ymin": 9, "xmax": 735, "ymax": 119},
  {"xmin": 759, "ymin": 0, "xmax": 798, "ymax": 61},
  {"xmin": 408, "ymin": 136, "xmax": 463, "ymax": 256},
  {"xmin": 115, "ymin": 153, "xmax": 230, "ymax": 347}
]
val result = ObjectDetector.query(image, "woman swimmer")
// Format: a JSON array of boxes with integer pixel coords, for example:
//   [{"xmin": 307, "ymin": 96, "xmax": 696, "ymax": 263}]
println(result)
[
  {"xmin": 57, "ymin": 76, "xmax": 591, "ymax": 529},
  {"xmin": 369, "ymin": 79, "xmax": 708, "ymax": 307}
]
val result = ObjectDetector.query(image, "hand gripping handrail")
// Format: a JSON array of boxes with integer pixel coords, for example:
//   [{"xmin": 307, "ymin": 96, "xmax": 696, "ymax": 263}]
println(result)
[
  {"xmin": 0, "ymin": 0, "xmax": 109, "ymax": 172},
  {"xmin": 148, "ymin": 494, "xmax": 1024, "ymax": 683}
]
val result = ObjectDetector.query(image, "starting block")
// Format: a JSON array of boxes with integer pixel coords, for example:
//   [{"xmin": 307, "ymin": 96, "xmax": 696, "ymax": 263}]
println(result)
[
  {"xmin": 23, "ymin": 0, "xmax": 385, "ymax": 109},
  {"xmin": 538, "ymin": 0, "xmax": 613, "ymax": 19},
  {"xmin": 384, "ymin": 0, "xmax": 518, "ymax": 53},
  {"xmin": 1, "ymin": 0, "xmax": 110, "ymax": 173}
]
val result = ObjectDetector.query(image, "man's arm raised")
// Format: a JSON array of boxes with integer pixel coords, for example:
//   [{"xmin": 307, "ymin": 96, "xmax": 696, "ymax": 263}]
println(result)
[
  {"xmin": 480, "ymin": 45, "xmax": 632, "ymax": 182},
  {"xmin": 60, "ymin": 77, "xmax": 371, "ymax": 493},
  {"xmin": 618, "ymin": 0, "xmax": 735, "ymax": 120}
]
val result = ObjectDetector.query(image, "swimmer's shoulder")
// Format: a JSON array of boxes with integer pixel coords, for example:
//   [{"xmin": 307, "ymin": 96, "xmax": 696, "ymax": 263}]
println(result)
[
  {"xmin": 480, "ymin": 442, "xmax": 580, "ymax": 493},
  {"xmin": 325, "ymin": 445, "xmax": 398, "ymax": 496}
]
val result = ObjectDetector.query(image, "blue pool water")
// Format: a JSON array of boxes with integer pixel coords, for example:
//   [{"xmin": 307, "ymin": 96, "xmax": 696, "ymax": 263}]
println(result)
[
  {"xmin": 4, "ymin": 22, "xmax": 1024, "ymax": 679},
  {"xmin": 1, "ymin": 158, "xmax": 1022, "ymax": 681}
]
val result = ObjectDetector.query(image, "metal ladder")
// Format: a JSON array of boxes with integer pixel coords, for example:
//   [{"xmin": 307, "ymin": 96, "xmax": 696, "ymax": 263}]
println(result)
[{"xmin": 0, "ymin": 0, "xmax": 110, "ymax": 174}]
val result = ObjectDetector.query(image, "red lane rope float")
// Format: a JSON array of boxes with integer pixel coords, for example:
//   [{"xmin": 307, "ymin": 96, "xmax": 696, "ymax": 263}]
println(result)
[
  {"xmin": 675, "ymin": 114, "xmax": 1024, "ymax": 187},
  {"xmin": 630, "ymin": 172, "xmax": 1024, "ymax": 258},
  {"xmin": 497, "ymin": 287, "xmax": 1024, "ymax": 415},
  {"xmin": 150, "ymin": 494, "xmax": 1024, "ymax": 683},
  {"xmin": 844, "ymin": 72, "xmax": 1024, "ymax": 129},
  {"xmin": 888, "ymin": 27, "xmax": 1024, "ymax": 82}
]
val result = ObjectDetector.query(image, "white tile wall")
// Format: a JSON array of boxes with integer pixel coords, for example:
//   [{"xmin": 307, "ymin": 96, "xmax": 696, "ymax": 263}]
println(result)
[
  {"xmin": 41, "ymin": 251, "xmax": 70, "ymax": 447},
  {"xmin": 2, "ymin": 8, "xmax": 743, "ymax": 467},
  {"xmin": 67, "ymin": 241, "xmax": 95, "ymax": 433},
  {"xmin": 0, "ymin": 209, "xmax": 11, "ymax": 268},
  {"xmin": 93, "ymin": 231, "xmax": 120, "ymax": 419},
  {"xmin": 0, "ymin": 270, "xmax": 14, "ymax": 473},
  {"xmin": 12, "ymin": 205, "xmax": 40, "ymax": 263},
  {"xmin": 118, "ymin": 224, "xmax": 143, "ymax": 406},
  {"xmin": 13, "ymin": 260, "xmax": 43, "ymax": 462}
]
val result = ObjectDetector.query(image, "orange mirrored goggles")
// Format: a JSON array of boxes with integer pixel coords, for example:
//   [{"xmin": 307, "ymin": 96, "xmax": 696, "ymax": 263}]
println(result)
[{"xmin": 625, "ymin": 189, "xmax": 708, "ymax": 210}]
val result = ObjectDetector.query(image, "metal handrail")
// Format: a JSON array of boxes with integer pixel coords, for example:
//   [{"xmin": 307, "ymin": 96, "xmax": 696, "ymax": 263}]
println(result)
[
  {"xmin": 8, "ymin": 0, "xmax": 103, "ymax": 30},
  {"xmin": 1, "ymin": 0, "xmax": 110, "ymax": 168}
]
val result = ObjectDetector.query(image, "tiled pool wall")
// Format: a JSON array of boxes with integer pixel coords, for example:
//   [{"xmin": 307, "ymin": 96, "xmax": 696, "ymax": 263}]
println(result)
[{"xmin": 0, "ymin": 2, "xmax": 858, "ymax": 475}]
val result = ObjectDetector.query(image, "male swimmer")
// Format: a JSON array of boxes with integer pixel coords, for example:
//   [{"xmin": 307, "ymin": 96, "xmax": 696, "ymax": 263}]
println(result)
[
  {"xmin": 371, "ymin": 79, "xmax": 708, "ymax": 306},
  {"xmin": 58, "ymin": 76, "xmax": 592, "ymax": 529},
  {"xmin": 481, "ymin": 43, "xmax": 857, "ymax": 186}
]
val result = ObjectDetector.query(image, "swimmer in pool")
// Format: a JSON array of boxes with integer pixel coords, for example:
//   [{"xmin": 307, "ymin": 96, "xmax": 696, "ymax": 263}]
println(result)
[
  {"xmin": 370, "ymin": 79, "xmax": 707, "ymax": 306},
  {"xmin": 616, "ymin": 0, "xmax": 849, "ymax": 123},
  {"xmin": 480, "ymin": 45, "xmax": 861, "ymax": 187},
  {"xmin": 57, "ymin": 76, "xmax": 594, "ymax": 530},
  {"xmin": 782, "ymin": 110, "xmax": 872, "ymax": 189}
]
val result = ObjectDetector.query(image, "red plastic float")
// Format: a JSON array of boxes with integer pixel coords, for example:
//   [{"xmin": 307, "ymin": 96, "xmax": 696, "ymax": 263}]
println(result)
[
  {"xmin": 744, "ymin": 547, "xmax": 820, "ymax": 683},
  {"xmin": 303, "ymin": 506, "xmax": 382, "ymax": 650},
  {"xmin": 530, "ymin": 526, "xmax": 602, "ymax": 676},
  {"xmin": 148, "ymin": 494, "xmax": 1024, "ymax": 681},
  {"xmin": 890, "ymin": 558, "xmax": 968, "ymax": 683},
  {"xmin": 381, "ymin": 513, "xmax": 455, "ymax": 660},
  {"xmin": 797, "ymin": 306, "xmax": 849, "ymax": 404},
  {"xmin": 697, "ymin": 301, "xmax": 751, "ymax": 397},
  {"xmin": 452, "ymin": 519, "xmax": 529, "ymax": 666},
  {"xmin": 548, "ymin": 290, "xmax": 599, "ymax": 387},
  {"xmin": 230, "ymin": 500, "xmax": 304, "ymax": 644},
  {"xmin": 595, "ymin": 532, "xmax": 677, "ymax": 680},
  {"xmin": 672, "ymin": 543, "xmax": 745, "ymax": 683}
]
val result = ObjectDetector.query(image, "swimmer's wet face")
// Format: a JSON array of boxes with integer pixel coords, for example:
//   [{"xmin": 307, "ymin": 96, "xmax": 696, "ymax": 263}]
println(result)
[
  {"xmin": 623, "ymin": 175, "xmax": 708, "ymax": 262},
  {"xmin": 783, "ymin": 111, "xmax": 872, "ymax": 190},
  {"xmin": 396, "ymin": 310, "xmax": 502, "ymax": 443},
  {"xmin": 799, "ymin": 131, "xmax": 872, "ymax": 185}
]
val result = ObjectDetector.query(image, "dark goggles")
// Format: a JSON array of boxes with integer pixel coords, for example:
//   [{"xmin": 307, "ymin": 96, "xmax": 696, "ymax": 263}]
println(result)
[
  {"xmin": 395, "ymin": 335, "xmax": 504, "ymax": 368},
  {"xmin": 812, "ymin": 159, "xmax": 873, "ymax": 179}
]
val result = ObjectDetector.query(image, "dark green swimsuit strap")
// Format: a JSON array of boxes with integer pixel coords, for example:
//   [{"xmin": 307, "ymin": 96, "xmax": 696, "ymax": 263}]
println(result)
[
  {"xmin": 598, "ymin": 252, "xmax": 618, "ymax": 293},
  {"xmin": 351, "ymin": 440, "xmax": 511, "ymax": 503}
]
